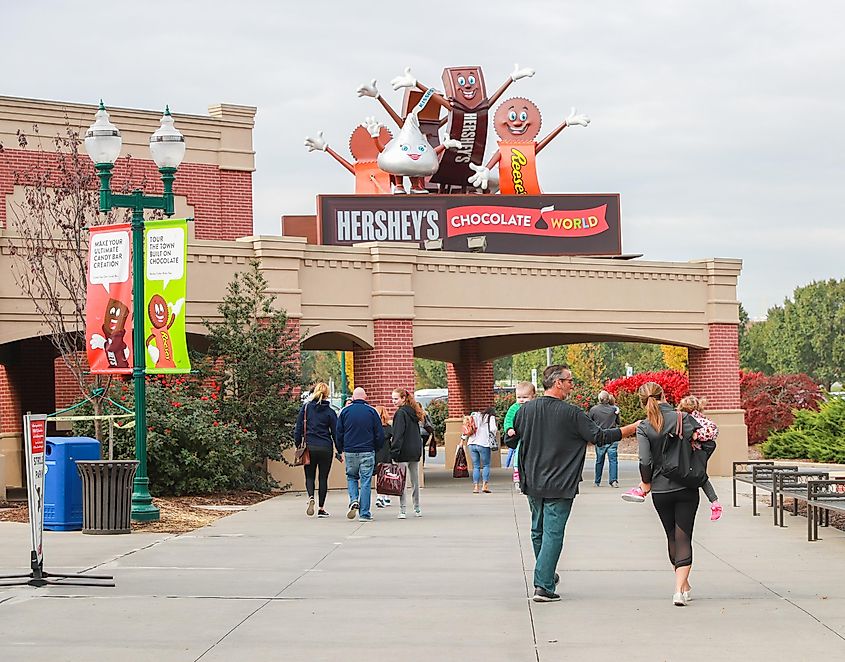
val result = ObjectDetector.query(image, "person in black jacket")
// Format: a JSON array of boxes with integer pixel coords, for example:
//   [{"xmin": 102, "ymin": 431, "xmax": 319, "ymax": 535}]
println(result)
[
  {"xmin": 514, "ymin": 365, "xmax": 638, "ymax": 602},
  {"xmin": 374, "ymin": 405, "xmax": 394, "ymax": 508},
  {"xmin": 390, "ymin": 387, "xmax": 424, "ymax": 519},
  {"xmin": 294, "ymin": 382, "xmax": 339, "ymax": 518},
  {"xmin": 632, "ymin": 381, "xmax": 702, "ymax": 607}
]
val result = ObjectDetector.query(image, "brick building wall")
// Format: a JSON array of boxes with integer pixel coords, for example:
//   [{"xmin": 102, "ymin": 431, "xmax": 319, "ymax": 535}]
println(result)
[
  {"xmin": 688, "ymin": 323, "xmax": 741, "ymax": 409},
  {"xmin": 0, "ymin": 149, "xmax": 253, "ymax": 240},
  {"xmin": 353, "ymin": 320, "xmax": 415, "ymax": 410},
  {"xmin": 446, "ymin": 339, "xmax": 494, "ymax": 418}
]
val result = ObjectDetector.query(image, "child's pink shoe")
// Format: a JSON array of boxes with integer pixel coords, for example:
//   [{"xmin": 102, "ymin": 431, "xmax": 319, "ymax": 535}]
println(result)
[
  {"xmin": 621, "ymin": 487, "xmax": 646, "ymax": 503},
  {"xmin": 710, "ymin": 501, "xmax": 723, "ymax": 521}
]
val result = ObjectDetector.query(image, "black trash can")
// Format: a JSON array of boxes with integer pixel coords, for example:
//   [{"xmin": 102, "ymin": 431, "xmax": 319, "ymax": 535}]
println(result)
[{"xmin": 75, "ymin": 460, "xmax": 139, "ymax": 535}]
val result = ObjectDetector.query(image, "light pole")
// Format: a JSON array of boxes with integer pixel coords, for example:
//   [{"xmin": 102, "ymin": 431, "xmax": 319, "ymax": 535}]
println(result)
[{"xmin": 84, "ymin": 101, "xmax": 186, "ymax": 521}]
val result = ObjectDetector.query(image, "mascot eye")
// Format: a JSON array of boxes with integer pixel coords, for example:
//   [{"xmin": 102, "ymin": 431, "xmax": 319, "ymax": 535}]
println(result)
[
  {"xmin": 519, "ymin": 111, "xmax": 528, "ymax": 122},
  {"xmin": 457, "ymin": 76, "xmax": 466, "ymax": 86},
  {"xmin": 508, "ymin": 110, "xmax": 517, "ymax": 122},
  {"xmin": 468, "ymin": 75, "xmax": 476, "ymax": 85},
  {"xmin": 417, "ymin": 145, "xmax": 426, "ymax": 152},
  {"xmin": 401, "ymin": 145, "xmax": 409, "ymax": 151}
]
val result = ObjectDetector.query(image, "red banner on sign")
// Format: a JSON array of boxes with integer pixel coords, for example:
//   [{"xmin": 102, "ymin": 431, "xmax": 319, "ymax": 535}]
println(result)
[
  {"xmin": 86, "ymin": 223, "xmax": 134, "ymax": 374},
  {"xmin": 446, "ymin": 204, "xmax": 609, "ymax": 238},
  {"xmin": 29, "ymin": 418, "xmax": 45, "ymax": 455}
]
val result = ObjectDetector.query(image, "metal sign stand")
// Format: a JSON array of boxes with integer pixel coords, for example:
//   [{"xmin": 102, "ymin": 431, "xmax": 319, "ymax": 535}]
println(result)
[{"xmin": 0, "ymin": 413, "xmax": 114, "ymax": 588}]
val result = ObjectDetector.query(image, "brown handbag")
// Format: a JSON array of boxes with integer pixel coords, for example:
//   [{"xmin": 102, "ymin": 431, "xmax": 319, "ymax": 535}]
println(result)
[{"xmin": 294, "ymin": 402, "xmax": 311, "ymax": 466}]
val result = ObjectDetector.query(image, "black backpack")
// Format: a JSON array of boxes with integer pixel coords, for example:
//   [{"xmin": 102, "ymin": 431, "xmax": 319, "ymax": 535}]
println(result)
[{"xmin": 660, "ymin": 411, "xmax": 708, "ymax": 489}]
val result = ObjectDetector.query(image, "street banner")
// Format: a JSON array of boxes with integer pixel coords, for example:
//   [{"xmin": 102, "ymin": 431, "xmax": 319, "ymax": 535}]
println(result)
[
  {"xmin": 318, "ymin": 194, "xmax": 622, "ymax": 256},
  {"xmin": 24, "ymin": 414, "xmax": 48, "ymax": 572},
  {"xmin": 144, "ymin": 219, "xmax": 190, "ymax": 373},
  {"xmin": 86, "ymin": 223, "xmax": 133, "ymax": 374}
]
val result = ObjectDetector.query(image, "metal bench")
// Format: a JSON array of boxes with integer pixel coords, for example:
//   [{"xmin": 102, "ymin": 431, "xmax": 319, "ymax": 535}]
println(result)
[
  {"xmin": 808, "ymin": 479, "xmax": 845, "ymax": 542},
  {"xmin": 732, "ymin": 460, "xmax": 775, "ymax": 507},
  {"xmin": 748, "ymin": 464, "xmax": 800, "ymax": 516},
  {"xmin": 772, "ymin": 469, "xmax": 830, "ymax": 528}
]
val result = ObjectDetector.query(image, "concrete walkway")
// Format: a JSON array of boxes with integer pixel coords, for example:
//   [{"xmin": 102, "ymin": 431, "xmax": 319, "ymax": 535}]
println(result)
[{"xmin": 1, "ymin": 461, "xmax": 844, "ymax": 661}]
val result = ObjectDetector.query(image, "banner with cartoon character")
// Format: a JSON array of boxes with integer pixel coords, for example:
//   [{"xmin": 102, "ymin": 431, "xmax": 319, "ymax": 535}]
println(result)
[
  {"xmin": 86, "ymin": 223, "xmax": 133, "ymax": 374},
  {"xmin": 144, "ymin": 218, "xmax": 189, "ymax": 373}
]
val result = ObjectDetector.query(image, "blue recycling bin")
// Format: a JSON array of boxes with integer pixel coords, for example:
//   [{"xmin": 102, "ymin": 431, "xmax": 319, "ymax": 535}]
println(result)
[{"xmin": 44, "ymin": 437, "xmax": 101, "ymax": 531}]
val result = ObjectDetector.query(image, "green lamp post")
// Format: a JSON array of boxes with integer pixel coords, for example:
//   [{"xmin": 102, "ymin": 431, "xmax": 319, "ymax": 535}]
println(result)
[{"xmin": 84, "ymin": 101, "xmax": 186, "ymax": 521}]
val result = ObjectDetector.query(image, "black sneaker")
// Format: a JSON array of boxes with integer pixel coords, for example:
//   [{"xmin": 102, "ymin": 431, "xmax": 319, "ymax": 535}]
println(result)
[
  {"xmin": 554, "ymin": 572, "xmax": 560, "ymax": 586},
  {"xmin": 317, "ymin": 509, "xmax": 330, "ymax": 518},
  {"xmin": 532, "ymin": 587, "xmax": 561, "ymax": 602},
  {"xmin": 346, "ymin": 501, "xmax": 359, "ymax": 520}
]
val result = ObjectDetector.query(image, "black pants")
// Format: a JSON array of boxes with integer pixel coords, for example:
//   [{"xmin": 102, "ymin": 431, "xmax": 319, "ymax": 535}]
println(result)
[
  {"xmin": 652, "ymin": 488, "xmax": 699, "ymax": 569},
  {"xmin": 303, "ymin": 446, "xmax": 333, "ymax": 507}
]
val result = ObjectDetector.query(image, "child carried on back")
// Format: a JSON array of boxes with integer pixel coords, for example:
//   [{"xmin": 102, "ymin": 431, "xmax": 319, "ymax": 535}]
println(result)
[{"xmin": 678, "ymin": 395, "xmax": 722, "ymax": 521}]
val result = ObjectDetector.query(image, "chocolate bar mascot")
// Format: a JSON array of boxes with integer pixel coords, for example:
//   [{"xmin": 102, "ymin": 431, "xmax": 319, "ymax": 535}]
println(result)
[
  {"xmin": 89, "ymin": 298, "xmax": 131, "ymax": 368},
  {"xmin": 304, "ymin": 125, "xmax": 393, "ymax": 194},
  {"xmin": 145, "ymin": 294, "xmax": 184, "ymax": 369},
  {"xmin": 388, "ymin": 64, "xmax": 535, "ymax": 192},
  {"xmin": 468, "ymin": 100, "xmax": 590, "ymax": 194},
  {"xmin": 363, "ymin": 105, "xmax": 462, "ymax": 194}
]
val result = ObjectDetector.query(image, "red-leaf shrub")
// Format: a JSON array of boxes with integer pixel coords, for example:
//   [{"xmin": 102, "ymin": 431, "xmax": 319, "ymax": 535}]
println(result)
[
  {"xmin": 740, "ymin": 371, "xmax": 823, "ymax": 444},
  {"xmin": 604, "ymin": 370, "xmax": 690, "ymax": 405}
]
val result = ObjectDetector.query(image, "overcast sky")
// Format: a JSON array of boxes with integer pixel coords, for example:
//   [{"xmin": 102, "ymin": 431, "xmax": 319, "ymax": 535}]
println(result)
[{"xmin": 4, "ymin": 1, "xmax": 843, "ymax": 318}]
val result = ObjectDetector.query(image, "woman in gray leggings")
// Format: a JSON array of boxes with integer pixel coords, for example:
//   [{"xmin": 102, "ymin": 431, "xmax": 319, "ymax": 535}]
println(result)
[{"xmin": 390, "ymin": 388, "xmax": 424, "ymax": 519}]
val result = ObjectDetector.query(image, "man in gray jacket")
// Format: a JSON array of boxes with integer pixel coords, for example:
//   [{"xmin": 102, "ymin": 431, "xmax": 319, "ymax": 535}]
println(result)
[{"xmin": 515, "ymin": 365, "xmax": 637, "ymax": 602}]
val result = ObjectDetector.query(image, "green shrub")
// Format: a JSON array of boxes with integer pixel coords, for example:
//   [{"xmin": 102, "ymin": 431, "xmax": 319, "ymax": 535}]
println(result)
[
  {"xmin": 762, "ymin": 396, "xmax": 845, "ymax": 463},
  {"xmin": 426, "ymin": 398, "xmax": 448, "ymax": 441},
  {"xmin": 494, "ymin": 393, "xmax": 516, "ymax": 429}
]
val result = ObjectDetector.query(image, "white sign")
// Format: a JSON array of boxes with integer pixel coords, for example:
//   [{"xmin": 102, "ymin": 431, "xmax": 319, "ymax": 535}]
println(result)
[
  {"xmin": 89, "ymin": 230, "xmax": 130, "ymax": 294},
  {"xmin": 23, "ymin": 414, "xmax": 48, "ymax": 572},
  {"xmin": 146, "ymin": 227, "xmax": 185, "ymax": 288},
  {"xmin": 531, "ymin": 368, "xmax": 538, "ymax": 388}
]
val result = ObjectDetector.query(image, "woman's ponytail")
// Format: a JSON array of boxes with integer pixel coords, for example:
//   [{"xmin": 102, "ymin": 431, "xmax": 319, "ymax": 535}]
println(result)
[{"xmin": 638, "ymin": 381, "xmax": 665, "ymax": 432}]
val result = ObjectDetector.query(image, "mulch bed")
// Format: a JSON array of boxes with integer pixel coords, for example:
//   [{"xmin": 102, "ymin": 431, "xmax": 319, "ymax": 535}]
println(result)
[{"xmin": 0, "ymin": 492, "xmax": 274, "ymax": 534}]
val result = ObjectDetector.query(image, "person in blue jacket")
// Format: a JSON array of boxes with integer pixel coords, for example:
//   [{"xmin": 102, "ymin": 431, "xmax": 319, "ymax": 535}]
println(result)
[
  {"xmin": 294, "ymin": 382, "xmax": 339, "ymax": 518},
  {"xmin": 336, "ymin": 387, "xmax": 385, "ymax": 522}
]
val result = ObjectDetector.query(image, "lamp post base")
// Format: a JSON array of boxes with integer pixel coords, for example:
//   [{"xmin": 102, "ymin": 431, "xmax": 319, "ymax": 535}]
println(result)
[{"xmin": 131, "ymin": 476, "xmax": 160, "ymax": 522}]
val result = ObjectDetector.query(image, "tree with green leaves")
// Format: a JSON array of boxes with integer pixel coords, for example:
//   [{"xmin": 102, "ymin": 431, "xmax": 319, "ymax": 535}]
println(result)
[
  {"xmin": 414, "ymin": 358, "xmax": 446, "ymax": 388},
  {"xmin": 203, "ymin": 260, "xmax": 302, "ymax": 487},
  {"xmin": 756, "ymin": 280, "xmax": 845, "ymax": 387}
]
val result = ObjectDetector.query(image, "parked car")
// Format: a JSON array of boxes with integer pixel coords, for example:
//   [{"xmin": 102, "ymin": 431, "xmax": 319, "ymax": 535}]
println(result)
[{"xmin": 415, "ymin": 388, "xmax": 448, "ymax": 410}]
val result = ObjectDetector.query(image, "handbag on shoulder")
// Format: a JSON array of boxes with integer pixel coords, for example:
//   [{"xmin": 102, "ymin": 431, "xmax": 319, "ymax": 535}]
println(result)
[{"xmin": 293, "ymin": 402, "xmax": 311, "ymax": 466}]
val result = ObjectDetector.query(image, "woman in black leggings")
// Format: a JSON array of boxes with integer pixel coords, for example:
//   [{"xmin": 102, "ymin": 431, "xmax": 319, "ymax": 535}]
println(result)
[
  {"xmin": 294, "ymin": 382, "xmax": 338, "ymax": 518},
  {"xmin": 635, "ymin": 381, "xmax": 702, "ymax": 606}
]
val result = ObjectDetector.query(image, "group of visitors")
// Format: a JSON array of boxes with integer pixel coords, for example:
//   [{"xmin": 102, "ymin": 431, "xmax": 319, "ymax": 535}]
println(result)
[
  {"xmin": 511, "ymin": 365, "xmax": 721, "ymax": 606},
  {"xmin": 295, "ymin": 366, "xmax": 722, "ymax": 609},
  {"xmin": 293, "ymin": 383, "xmax": 425, "ymax": 522}
]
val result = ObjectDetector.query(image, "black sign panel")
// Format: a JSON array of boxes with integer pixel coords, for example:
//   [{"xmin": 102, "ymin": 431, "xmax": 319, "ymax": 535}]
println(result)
[{"xmin": 318, "ymin": 194, "xmax": 621, "ymax": 256}]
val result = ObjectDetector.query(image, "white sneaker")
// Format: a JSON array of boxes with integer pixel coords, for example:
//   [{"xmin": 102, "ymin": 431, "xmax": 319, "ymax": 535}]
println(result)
[
  {"xmin": 306, "ymin": 497, "xmax": 315, "ymax": 517},
  {"xmin": 683, "ymin": 589, "xmax": 691, "ymax": 602},
  {"xmin": 414, "ymin": 508, "xmax": 422, "ymax": 518},
  {"xmin": 398, "ymin": 511, "xmax": 407, "ymax": 519},
  {"xmin": 673, "ymin": 592, "xmax": 687, "ymax": 606}
]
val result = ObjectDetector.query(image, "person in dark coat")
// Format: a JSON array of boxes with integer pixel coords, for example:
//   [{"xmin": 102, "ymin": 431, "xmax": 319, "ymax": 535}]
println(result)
[
  {"xmin": 294, "ymin": 382, "xmax": 339, "ymax": 518},
  {"xmin": 390, "ymin": 387, "xmax": 424, "ymax": 519},
  {"xmin": 374, "ymin": 405, "xmax": 394, "ymax": 508}
]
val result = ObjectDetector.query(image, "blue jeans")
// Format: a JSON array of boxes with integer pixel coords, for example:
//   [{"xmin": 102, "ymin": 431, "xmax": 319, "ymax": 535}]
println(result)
[
  {"xmin": 345, "ymin": 451, "xmax": 375, "ymax": 518},
  {"xmin": 527, "ymin": 496, "xmax": 574, "ymax": 593},
  {"xmin": 594, "ymin": 441, "xmax": 619, "ymax": 484},
  {"xmin": 468, "ymin": 444, "xmax": 491, "ymax": 484}
]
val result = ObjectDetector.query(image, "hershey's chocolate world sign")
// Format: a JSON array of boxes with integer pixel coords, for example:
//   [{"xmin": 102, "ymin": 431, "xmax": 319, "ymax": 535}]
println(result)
[{"xmin": 318, "ymin": 194, "xmax": 621, "ymax": 256}]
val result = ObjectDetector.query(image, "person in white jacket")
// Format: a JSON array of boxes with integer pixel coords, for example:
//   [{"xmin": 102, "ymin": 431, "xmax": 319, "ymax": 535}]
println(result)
[{"xmin": 466, "ymin": 407, "xmax": 498, "ymax": 494}]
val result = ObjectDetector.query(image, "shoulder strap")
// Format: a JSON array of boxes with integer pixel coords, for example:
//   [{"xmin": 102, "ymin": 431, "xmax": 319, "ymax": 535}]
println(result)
[
  {"xmin": 675, "ymin": 411, "xmax": 683, "ymax": 436},
  {"xmin": 304, "ymin": 401, "xmax": 309, "ymax": 443}
]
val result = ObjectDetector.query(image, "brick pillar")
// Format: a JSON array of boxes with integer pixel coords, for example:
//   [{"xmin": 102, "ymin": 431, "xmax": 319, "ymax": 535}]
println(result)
[
  {"xmin": 353, "ymin": 319, "xmax": 415, "ymax": 409},
  {"xmin": 688, "ymin": 323, "xmax": 746, "ymax": 476},
  {"xmin": 446, "ymin": 339, "xmax": 494, "ymax": 417},
  {"xmin": 286, "ymin": 318, "xmax": 302, "ymax": 399},
  {"xmin": 0, "ymin": 363, "xmax": 22, "ymax": 434},
  {"xmin": 688, "ymin": 324, "xmax": 741, "ymax": 409}
]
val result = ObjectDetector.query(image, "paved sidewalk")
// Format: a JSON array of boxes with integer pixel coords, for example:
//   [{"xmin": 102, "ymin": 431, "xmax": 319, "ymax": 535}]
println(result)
[{"xmin": 1, "ymin": 461, "xmax": 844, "ymax": 661}]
